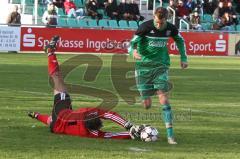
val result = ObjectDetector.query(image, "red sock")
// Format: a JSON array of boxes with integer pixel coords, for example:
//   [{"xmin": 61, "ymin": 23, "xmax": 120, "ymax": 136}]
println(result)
[
  {"xmin": 48, "ymin": 54, "xmax": 59, "ymax": 76},
  {"xmin": 37, "ymin": 114, "xmax": 52, "ymax": 125}
]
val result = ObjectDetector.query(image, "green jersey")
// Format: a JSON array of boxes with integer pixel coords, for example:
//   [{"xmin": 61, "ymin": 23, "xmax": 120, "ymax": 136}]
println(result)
[{"xmin": 128, "ymin": 20, "xmax": 187, "ymax": 68}]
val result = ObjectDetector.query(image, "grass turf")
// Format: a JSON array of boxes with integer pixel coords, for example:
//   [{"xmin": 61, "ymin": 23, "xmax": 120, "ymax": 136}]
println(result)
[{"xmin": 0, "ymin": 53, "xmax": 240, "ymax": 159}]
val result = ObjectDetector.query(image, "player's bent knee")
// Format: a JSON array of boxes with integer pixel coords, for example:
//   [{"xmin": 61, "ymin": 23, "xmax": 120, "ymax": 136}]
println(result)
[
  {"xmin": 143, "ymin": 98, "xmax": 151, "ymax": 109},
  {"xmin": 160, "ymin": 98, "xmax": 169, "ymax": 105},
  {"xmin": 158, "ymin": 92, "xmax": 169, "ymax": 105}
]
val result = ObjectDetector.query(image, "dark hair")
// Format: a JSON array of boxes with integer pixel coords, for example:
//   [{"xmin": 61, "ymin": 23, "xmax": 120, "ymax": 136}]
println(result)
[
  {"xmin": 84, "ymin": 113, "xmax": 103, "ymax": 130},
  {"xmin": 154, "ymin": 7, "xmax": 168, "ymax": 19}
]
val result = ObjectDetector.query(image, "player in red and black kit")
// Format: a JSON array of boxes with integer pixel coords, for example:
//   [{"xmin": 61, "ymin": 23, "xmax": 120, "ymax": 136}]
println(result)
[{"xmin": 28, "ymin": 36, "xmax": 143, "ymax": 139}]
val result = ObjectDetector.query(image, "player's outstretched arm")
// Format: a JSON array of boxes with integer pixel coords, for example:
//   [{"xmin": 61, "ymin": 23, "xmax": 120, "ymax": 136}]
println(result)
[
  {"xmin": 128, "ymin": 21, "xmax": 149, "ymax": 59},
  {"xmin": 98, "ymin": 109, "xmax": 139, "ymax": 133},
  {"xmin": 172, "ymin": 34, "xmax": 188, "ymax": 69},
  {"xmin": 128, "ymin": 35, "xmax": 142, "ymax": 59},
  {"xmin": 100, "ymin": 110, "xmax": 129, "ymax": 128}
]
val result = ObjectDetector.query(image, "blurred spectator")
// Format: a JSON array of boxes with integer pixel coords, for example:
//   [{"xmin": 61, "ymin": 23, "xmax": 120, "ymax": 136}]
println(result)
[
  {"xmin": 7, "ymin": 5, "xmax": 21, "ymax": 26},
  {"xmin": 176, "ymin": 0, "xmax": 190, "ymax": 20},
  {"xmin": 190, "ymin": 10, "xmax": 202, "ymax": 30},
  {"xmin": 118, "ymin": 0, "xmax": 133, "ymax": 20},
  {"xmin": 98, "ymin": 0, "xmax": 106, "ymax": 8},
  {"xmin": 105, "ymin": 0, "xmax": 119, "ymax": 20},
  {"xmin": 40, "ymin": 0, "xmax": 52, "ymax": 5},
  {"xmin": 213, "ymin": 12, "xmax": 234, "ymax": 31},
  {"xmin": 235, "ymin": 0, "xmax": 240, "ymax": 13},
  {"xmin": 86, "ymin": 0, "xmax": 103, "ymax": 19},
  {"xmin": 213, "ymin": 2, "xmax": 225, "ymax": 21},
  {"xmin": 42, "ymin": 3, "xmax": 58, "ymax": 27},
  {"xmin": 225, "ymin": 2, "xmax": 238, "ymax": 25},
  {"xmin": 169, "ymin": 0, "xmax": 178, "ymax": 8},
  {"xmin": 53, "ymin": 0, "xmax": 65, "ymax": 8},
  {"xmin": 6, "ymin": 5, "xmax": 21, "ymax": 53},
  {"xmin": 168, "ymin": 0, "xmax": 177, "ymax": 11},
  {"xmin": 203, "ymin": 0, "xmax": 218, "ymax": 15},
  {"xmin": 104, "ymin": 0, "xmax": 117, "ymax": 5},
  {"xmin": 129, "ymin": 0, "xmax": 144, "ymax": 21},
  {"xmin": 195, "ymin": 0, "xmax": 203, "ymax": 15},
  {"xmin": 184, "ymin": 0, "xmax": 196, "ymax": 12},
  {"xmin": 220, "ymin": 0, "xmax": 231, "ymax": 7},
  {"xmin": 64, "ymin": 0, "xmax": 85, "ymax": 18},
  {"xmin": 168, "ymin": 0, "xmax": 177, "ymax": 24},
  {"xmin": 175, "ymin": 0, "xmax": 191, "ymax": 28}
]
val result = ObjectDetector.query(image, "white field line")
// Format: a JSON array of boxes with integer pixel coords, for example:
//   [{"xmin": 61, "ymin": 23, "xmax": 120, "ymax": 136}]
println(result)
[{"xmin": 128, "ymin": 147, "xmax": 152, "ymax": 152}]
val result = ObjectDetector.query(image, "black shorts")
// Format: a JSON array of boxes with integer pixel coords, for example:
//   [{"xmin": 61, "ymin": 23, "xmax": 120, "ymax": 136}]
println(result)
[{"xmin": 50, "ymin": 92, "xmax": 72, "ymax": 132}]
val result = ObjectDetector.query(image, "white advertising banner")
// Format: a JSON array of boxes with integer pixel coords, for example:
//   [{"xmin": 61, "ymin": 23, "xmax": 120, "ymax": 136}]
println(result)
[{"xmin": 0, "ymin": 26, "xmax": 21, "ymax": 52}]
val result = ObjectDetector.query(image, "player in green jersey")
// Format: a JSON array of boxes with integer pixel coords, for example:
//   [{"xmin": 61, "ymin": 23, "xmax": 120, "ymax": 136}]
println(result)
[{"xmin": 128, "ymin": 7, "xmax": 188, "ymax": 144}]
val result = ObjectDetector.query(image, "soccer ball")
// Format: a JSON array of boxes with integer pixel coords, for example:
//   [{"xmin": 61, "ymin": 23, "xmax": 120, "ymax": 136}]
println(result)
[{"xmin": 140, "ymin": 126, "xmax": 159, "ymax": 142}]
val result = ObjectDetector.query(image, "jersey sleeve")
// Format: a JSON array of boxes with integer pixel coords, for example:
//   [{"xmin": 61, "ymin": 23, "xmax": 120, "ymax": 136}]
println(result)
[
  {"xmin": 128, "ymin": 22, "xmax": 149, "ymax": 56},
  {"xmin": 98, "ymin": 110, "xmax": 127, "ymax": 128},
  {"xmin": 171, "ymin": 27, "xmax": 188, "ymax": 62},
  {"xmin": 128, "ymin": 35, "xmax": 142, "ymax": 56}
]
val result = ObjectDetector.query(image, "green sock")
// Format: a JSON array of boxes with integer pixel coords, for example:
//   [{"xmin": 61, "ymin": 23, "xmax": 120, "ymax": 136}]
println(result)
[
  {"xmin": 167, "ymin": 127, "xmax": 173, "ymax": 138},
  {"xmin": 162, "ymin": 104, "xmax": 174, "ymax": 138}
]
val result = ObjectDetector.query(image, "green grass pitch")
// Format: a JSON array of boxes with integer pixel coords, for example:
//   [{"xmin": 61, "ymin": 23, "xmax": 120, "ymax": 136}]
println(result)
[{"xmin": 0, "ymin": 53, "xmax": 240, "ymax": 159}]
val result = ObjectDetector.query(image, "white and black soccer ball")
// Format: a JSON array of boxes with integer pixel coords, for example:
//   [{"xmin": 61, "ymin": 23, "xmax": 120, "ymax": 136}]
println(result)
[{"xmin": 140, "ymin": 126, "xmax": 159, "ymax": 142}]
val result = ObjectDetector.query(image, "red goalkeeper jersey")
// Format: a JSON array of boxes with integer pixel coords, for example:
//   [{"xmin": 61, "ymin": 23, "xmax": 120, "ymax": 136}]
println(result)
[{"xmin": 52, "ymin": 107, "xmax": 131, "ymax": 139}]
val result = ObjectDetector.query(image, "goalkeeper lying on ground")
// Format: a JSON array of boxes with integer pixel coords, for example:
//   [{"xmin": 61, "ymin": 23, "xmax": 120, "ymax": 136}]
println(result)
[{"xmin": 28, "ymin": 36, "xmax": 142, "ymax": 139}]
